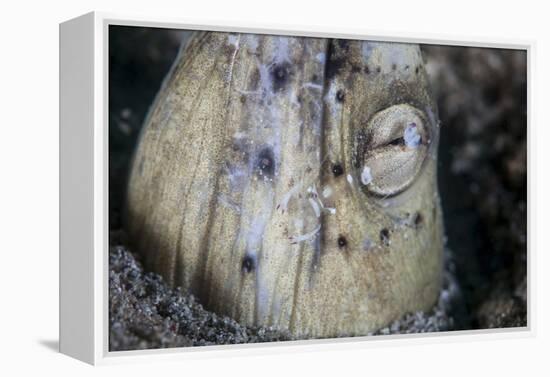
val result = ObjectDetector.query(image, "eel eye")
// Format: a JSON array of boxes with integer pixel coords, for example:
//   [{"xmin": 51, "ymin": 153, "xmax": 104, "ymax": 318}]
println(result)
[{"xmin": 359, "ymin": 104, "xmax": 430, "ymax": 197}]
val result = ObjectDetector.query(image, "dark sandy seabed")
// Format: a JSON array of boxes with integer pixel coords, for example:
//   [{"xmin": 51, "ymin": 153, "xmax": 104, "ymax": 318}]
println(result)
[{"xmin": 108, "ymin": 28, "xmax": 527, "ymax": 351}]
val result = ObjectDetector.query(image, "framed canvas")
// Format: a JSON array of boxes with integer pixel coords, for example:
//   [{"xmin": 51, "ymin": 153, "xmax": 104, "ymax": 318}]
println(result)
[{"xmin": 59, "ymin": 11, "xmax": 532, "ymax": 365}]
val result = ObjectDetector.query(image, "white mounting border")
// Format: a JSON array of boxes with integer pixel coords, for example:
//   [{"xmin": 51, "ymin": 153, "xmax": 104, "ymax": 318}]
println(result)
[{"xmin": 59, "ymin": 11, "xmax": 534, "ymax": 365}]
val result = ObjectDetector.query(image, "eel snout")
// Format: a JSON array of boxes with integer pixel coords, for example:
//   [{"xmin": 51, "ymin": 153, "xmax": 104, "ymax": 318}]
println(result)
[{"xmin": 125, "ymin": 32, "xmax": 444, "ymax": 337}]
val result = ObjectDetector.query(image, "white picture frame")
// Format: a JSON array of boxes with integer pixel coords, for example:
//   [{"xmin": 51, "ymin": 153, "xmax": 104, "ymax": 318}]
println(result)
[{"xmin": 59, "ymin": 11, "xmax": 534, "ymax": 365}]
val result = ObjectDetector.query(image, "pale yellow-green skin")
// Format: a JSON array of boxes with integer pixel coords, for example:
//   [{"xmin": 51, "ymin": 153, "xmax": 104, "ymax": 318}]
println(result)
[{"xmin": 126, "ymin": 32, "xmax": 444, "ymax": 338}]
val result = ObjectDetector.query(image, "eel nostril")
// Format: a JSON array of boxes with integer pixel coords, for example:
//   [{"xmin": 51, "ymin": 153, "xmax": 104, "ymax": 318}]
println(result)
[
  {"xmin": 337, "ymin": 235, "xmax": 347, "ymax": 248},
  {"xmin": 332, "ymin": 163, "xmax": 344, "ymax": 177}
]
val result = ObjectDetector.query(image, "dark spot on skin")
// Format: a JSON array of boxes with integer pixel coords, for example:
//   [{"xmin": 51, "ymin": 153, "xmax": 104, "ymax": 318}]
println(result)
[
  {"xmin": 414, "ymin": 212, "xmax": 424, "ymax": 228},
  {"xmin": 311, "ymin": 74, "xmax": 318, "ymax": 82},
  {"xmin": 297, "ymin": 95, "xmax": 303, "ymax": 104},
  {"xmin": 336, "ymin": 90, "xmax": 345, "ymax": 102},
  {"xmin": 257, "ymin": 147, "xmax": 275, "ymax": 177},
  {"xmin": 415, "ymin": 66, "xmax": 420, "ymax": 75},
  {"xmin": 332, "ymin": 163, "xmax": 344, "ymax": 177},
  {"xmin": 240, "ymin": 95, "xmax": 247, "ymax": 104},
  {"xmin": 392, "ymin": 63, "xmax": 397, "ymax": 71},
  {"xmin": 351, "ymin": 65, "xmax": 362, "ymax": 73},
  {"xmin": 241, "ymin": 254, "xmax": 255, "ymax": 273},
  {"xmin": 337, "ymin": 235, "xmax": 347, "ymax": 248},
  {"xmin": 364, "ymin": 66, "xmax": 370, "ymax": 75},
  {"xmin": 380, "ymin": 228, "xmax": 390, "ymax": 246},
  {"xmin": 273, "ymin": 66, "xmax": 286, "ymax": 80},
  {"xmin": 270, "ymin": 62, "xmax": 292, "ymax": 92},
  {"xmin": 376, "ymin": 66, "xmax": 381, "ymax": 73}
]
